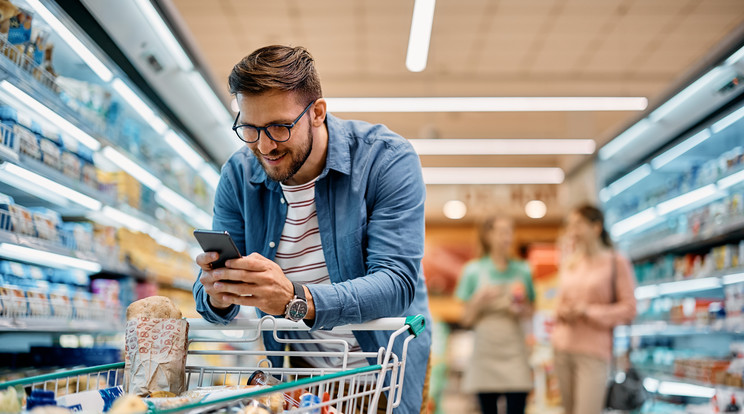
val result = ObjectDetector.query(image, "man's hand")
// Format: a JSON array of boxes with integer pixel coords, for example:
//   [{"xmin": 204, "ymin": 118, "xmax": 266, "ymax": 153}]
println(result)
[
  {"xmin": 196, "ymin": 251, "xmax": 233, "ymax": 310},
  {"xmin": 198, "ymin": 252, "xmax": 315, "ymax": 318}
]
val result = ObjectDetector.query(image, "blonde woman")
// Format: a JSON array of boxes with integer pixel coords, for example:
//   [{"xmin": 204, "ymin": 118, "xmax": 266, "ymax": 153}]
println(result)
[
  {"xmin": 552, "ymin": 205, "xmax": 637, "ymax": 414},
  {"xmin": 456, "ymin": 216, "xmax": 534, "ymax": 414}
]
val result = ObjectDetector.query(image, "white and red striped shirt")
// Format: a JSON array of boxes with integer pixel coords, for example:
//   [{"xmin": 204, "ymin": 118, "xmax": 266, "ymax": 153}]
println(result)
[{"xmin": 277, "ymin": 179, "xmax": 366, "ymax": 369}]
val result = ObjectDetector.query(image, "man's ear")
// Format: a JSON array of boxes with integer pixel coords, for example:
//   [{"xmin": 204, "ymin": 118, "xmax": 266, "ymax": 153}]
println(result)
[{"xmin": 311, "ymin": 98, "xmax": 327, "ymax": 127}]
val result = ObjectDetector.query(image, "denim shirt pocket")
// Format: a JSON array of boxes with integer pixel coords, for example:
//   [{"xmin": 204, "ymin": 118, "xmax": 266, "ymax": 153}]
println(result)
[{"xmin": 338, "ymin": 225, "xmax": 367, "ymax": 280}]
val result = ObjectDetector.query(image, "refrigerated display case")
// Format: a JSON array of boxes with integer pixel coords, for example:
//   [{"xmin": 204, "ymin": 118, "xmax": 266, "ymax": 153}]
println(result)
[{"xmin": 599, "ymin": 39, "xmax": 744, "ymax": 413}]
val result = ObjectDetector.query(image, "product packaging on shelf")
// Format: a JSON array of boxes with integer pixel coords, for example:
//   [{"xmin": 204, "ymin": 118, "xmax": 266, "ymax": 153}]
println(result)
[
  {"xmin": 0, "ymin": 105, "xmax": 37, "ymax": 157},
  {"xmin": 29, "ymin": 206, "xmax": 61, "ymax": 242}
]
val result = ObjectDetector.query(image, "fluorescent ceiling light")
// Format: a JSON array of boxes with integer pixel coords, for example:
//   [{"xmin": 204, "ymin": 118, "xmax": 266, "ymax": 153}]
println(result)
[
  {"xmin": 325, "ymin": 97, "xmax": 648, "ymax": 113},
  {"xmin": 651, "ymin": 129, "xmax": 712, "ymax": 169},
  {"xmin": 719, "ymin": 169, "xmax": 744, "ymax": 190},
  {"xmin": 657, "ymin": 277, "xmax": 721, "ymax": 295},
  {"xmin": 610, "ymin": 208, "xmax": 657, "ymax": 238},
  {"xmin": 604, "ymin": 164, "xmax": 652, "ymax": 199},
  {"xmin": 0, "ymin": 243, "xmax": 101, "ymax": 272},
  {"xmin": 165, "ymin": 130, "xmax": 204, "ymax": 169},
  {"xmin": 422, "ymin": 167, "xmax": 564, "ymax": 185},
  {"xmin": 649, "ymin": 67, "xmax": 728, "ymax": 122},
  {"xmin": 598, "ymin": 119, "xmax": 651, "ymax": 160},
  {"xmin": 409, "ymin": 139, "xmax": 596, "ymax": 155},
  {"xmin": 111, "ymin": 78, "xmax": 168, "ymax": 135},
  {"xmin": 133, "ymin": 0, "xmax": 193, "ymax": 71},
  {"xmin": 657, "ymin": 380, "xmax": 716, "ymax": 398},
  {"xmin": 635, "ymin": 285, "xmax": 659, "ymax": 300},
  {"xmin": 101, "ymin": 146, "xmax": 162, "ymax": 190},
  {"xmin": 0, "ymin": 81, "xmax": 101, "ymax": 151},
  {"xmin": 99, "ymin": 206, "xmax": 153, "ymax": 234},
  {"xmin": 712, "ymin": 106, "xmax": 744, "ymax": 134},
  {"xmin": 199, "ymin": 164, "xmax": 220, "ymax": 189},
  {"xmin": 725, "ymin": 45, "xmax": 744, "ymax": 65},
  {"xmin": 442, "ymin": 200, "xmax": 466, "ymax": 219},
  {"xmin": 723, "ymin": 272, "xmax": 744, "ymax": 285},
  {"xmin": 1, "ymin": 163, "xmax": 101, "ymax": 210},
  {"xmin": 406, "ymin": 0, "xmax": 436, "ymax": 72},
  {"xmin": 656, "ymin": 184, "xmax": 721, "ymax": 216},
  {"xmin": 188, "ymin": 72, "xmax": 232, "ymax": 125},
  {"xmin": 25, "ymin": 0, "xmax": 112, "ymax": 82}
]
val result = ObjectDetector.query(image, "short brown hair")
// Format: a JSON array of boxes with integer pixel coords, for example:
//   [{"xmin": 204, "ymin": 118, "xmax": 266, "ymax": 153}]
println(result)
[{"xmin": 228, "ymin": 45, "xmax": 322, "ymax": 105}]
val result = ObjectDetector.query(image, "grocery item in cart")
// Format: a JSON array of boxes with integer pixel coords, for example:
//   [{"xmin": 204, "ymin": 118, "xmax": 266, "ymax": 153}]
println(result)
[
  {"xmin": 108, "ymin": 395, "xmax": 147, "ymax": 414},
  {"xmin": 124, "ymin": 296, "xmax": 188, "ymax": 397}
]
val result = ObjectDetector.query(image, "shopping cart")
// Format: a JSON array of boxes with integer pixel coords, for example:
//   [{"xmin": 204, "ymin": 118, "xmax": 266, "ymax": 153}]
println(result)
[{"xmin": 0, "ymin": 314, "xmax": 425, "ymax": 414}]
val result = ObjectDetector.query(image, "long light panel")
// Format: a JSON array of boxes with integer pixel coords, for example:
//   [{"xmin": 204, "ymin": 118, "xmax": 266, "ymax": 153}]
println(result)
[
  {"xmin": 405, "ymin": 0, "xmax": 436, "ymax": 72},
  {"xmin": 325, "ymin": 97, "xmax": 648, "ymax": 112},
  {"xmin": 101, "ymin": 146, "xmax": 162, "ymax": 190},
  {"xmin": 111, "ymin": 79, "xmax": 168, "ymax": 135},
  {"xmin": 598, "ymin": 119, "xmax": 651, "ymax": 160},
  {"xmin": 610, "ymin": 208, "xmax": 657, "ymax": 238},
  {"xmin": 712, "ymin": 105, "xmax": 744, "ymax": 134},
  {"xmin": 0, "ymin": 243, "xmax": 101, "ymax": 272},
  {"xmin": 409, "ymin": 139, "xmax": 596, "ymax": 155},
  {"xmin": 655, "ymin": 184, "xmax": 722, "ymax": 216},
  {"xmin": 199, "ymin": 165, "xmax": 220, "ymax": 190},
  {"xmin": 422, "ymin": 167, "xmax": 565, "ymax": 185},
  {"xmin": 0, "ymin": 163, "xmax": 102, "ymax": 210},
  {"xmin": 165, "ymin": 130, "xmax": 204, "ymax": 169},
  {"xmin": 133, "ymin": 0, "xmax": 193, "ymax": 71},
  {"xmin": 657, "ymin": 277, "xmax": 721, "ymax": 295},
  {"xmin": 601, "ymin": 164, "xmax": 652, "ymax": 202},
  {"xmin": 649, "ymin": 67, "xmax": 729, "ymax": 123},
  {"xmin": 651, "ymin": 129, "xmax": 712, "ymax": 169},
  {"xmin": 25, "ymin": 0, "xmax": 112, "ymax": 82},
  {"xmin": 0, "ymin": 81, "xmax": 101, "ymax": 151}
]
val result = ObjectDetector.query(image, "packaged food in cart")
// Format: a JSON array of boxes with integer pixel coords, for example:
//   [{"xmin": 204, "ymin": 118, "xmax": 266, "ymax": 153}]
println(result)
[{"xmin": 124, "ymin": 296, "xmax": 188, "ymax": 397}]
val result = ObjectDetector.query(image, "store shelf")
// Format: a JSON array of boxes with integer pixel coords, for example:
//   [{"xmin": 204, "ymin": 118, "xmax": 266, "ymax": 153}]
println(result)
[
  {"xmin": 635, "ymin": 267, "xmax": 744, "ymax": 299},
  {"xmin": 638, "ymin": 369, "xmax": 742, "ymax": 397},
  {"xmin": 615, "ymin": 321, "xmax": 744, "ymax": 338},
  {"xmin": 627, "ymin": 216, "xmax": 744, "ymax": 262},
  {"xmin": 0, "ymin": 317, "xmax": 123, "ymax": 333}
]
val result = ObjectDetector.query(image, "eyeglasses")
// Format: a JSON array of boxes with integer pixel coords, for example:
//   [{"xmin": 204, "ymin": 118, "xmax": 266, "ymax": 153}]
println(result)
[{"xmin": 232, "ymin": 101, "xmax": 315, "ymax": 144}]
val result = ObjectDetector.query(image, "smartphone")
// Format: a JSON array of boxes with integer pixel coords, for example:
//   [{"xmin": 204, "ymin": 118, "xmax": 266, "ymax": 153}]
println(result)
[{"xmin": 193, "ymin": 229, "xmax": 242, "ymax": 269}]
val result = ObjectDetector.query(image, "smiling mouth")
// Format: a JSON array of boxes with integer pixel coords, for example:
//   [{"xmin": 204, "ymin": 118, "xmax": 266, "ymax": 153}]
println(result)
[{"xmin": 263, "ymin": 153, "xmax": 286, "ymax": 162}]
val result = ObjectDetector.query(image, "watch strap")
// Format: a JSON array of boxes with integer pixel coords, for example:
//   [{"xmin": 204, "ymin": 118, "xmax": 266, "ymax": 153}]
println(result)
[{"xmin": 292, "ymin": 282, "xmax": 306, "ymax": 301}]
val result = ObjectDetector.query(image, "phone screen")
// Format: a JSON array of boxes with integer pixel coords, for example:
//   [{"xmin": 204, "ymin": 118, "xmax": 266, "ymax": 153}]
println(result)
[{"xmin": 193, "ymin": 229, "xmax": 242, "ymax": 269}]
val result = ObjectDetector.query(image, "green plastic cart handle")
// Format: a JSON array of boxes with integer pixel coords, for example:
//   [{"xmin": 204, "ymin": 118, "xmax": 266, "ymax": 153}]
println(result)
[
  {"xmin": 405, "ymin": 315, "xmax": 426, "ymax": 337},
  {"xmin": 0, "ymin": 362, "xmax": 125, "ymax": 389}
]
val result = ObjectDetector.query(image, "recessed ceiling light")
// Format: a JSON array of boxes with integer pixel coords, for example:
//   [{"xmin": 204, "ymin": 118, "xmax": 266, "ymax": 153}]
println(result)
[
  {"xmin": 443, "ymin": 200, "xmax": 467, "ymax": 219},
  {"xmin": 525, "ymin": 200, "xmax": 547, "ymax": 219}
]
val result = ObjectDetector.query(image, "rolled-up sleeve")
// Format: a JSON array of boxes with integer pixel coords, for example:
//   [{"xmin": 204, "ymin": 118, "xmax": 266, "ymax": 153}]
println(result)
[
  {"xmin": 308, "ymin": 142, "xmax": 426, "ymax": 330},
  {"xmin": 193, "ymin": 163, "xmax": 245, "ymax": 325}
]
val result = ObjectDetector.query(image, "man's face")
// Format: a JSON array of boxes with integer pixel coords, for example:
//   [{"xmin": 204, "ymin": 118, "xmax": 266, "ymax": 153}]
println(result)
[{"xmin": 235, "ymin": 91, "xmax": 314, "ymax": 183}]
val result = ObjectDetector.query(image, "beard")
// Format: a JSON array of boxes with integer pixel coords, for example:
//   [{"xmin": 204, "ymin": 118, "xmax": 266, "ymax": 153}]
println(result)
[{"xmin": 254, "ymin": 123, "xmax": 314, "ymax": 183}]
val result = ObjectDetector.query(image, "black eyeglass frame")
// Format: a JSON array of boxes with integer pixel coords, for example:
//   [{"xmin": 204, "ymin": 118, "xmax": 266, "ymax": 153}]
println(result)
[{"xmin": 231, "ymin": 101, "xmax": 315, "ymax": 143}]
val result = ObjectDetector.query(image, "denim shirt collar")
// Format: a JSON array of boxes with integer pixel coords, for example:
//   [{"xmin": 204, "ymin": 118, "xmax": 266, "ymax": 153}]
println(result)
[{"xmin": 248, "ymin": 113, "xmax": 350, "ymax": 187}]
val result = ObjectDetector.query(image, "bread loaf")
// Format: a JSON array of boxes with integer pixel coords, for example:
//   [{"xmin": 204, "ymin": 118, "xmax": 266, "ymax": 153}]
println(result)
[{"xmin": 126, "ymin": 296, "xmax": 181, "ymax": 320}]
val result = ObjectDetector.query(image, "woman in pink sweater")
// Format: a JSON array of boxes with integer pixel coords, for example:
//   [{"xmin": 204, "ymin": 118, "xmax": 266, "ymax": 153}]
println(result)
[{"xmin": 552, "ymin": 205, "xmax": 637, "ymax": 414}]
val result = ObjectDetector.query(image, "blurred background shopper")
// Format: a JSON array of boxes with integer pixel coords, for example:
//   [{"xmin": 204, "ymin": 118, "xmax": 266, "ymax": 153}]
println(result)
[
  {"xmin": 456, "ymin": 216, "xmax": 535, "ymax": 414},
  {"xmin": 552, "ymin": 205, "xmax": 637, "ymax": 414}
]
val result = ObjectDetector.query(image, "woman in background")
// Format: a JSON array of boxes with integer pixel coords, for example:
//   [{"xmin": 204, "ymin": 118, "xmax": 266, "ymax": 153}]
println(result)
[
  {"xmin": 456, "ymin": 216, "xmax": 535, "ymax": 414},
  {"xmin": 552, "ymin": 205, "xmax": 637, "ymax": 414}
]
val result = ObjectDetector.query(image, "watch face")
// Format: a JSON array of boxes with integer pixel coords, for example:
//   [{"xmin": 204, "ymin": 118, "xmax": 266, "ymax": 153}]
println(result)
[{"xmin": 287, "ymin": 300, "xmax": 308, "ymax": 321}]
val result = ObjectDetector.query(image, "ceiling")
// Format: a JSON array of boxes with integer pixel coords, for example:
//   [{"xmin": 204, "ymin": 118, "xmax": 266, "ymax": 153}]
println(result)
[{"xmin": 163, "ymin": 0, "xmax": 744, "ymax": 223}]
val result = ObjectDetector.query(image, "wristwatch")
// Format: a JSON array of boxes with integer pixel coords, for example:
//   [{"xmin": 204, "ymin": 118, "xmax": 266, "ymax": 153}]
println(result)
[{"xmin": 284, "ymin": 282, "xmax": 308, "ymax": 322}]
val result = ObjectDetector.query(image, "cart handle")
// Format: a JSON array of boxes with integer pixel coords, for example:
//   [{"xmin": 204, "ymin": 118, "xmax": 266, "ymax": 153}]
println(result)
[
  {"xmin": 0, "ymin": 362, "xmax": 125, "ymax": 389},
  {"xmin": 187, "ymin": 315, "xmax": 425, "ymax": 334}
]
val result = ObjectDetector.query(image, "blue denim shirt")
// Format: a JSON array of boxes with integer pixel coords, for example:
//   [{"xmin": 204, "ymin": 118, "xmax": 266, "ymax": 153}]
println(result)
[{"xmin": 193, "ymin": 113, "xmax": 432, "ymax": 413}]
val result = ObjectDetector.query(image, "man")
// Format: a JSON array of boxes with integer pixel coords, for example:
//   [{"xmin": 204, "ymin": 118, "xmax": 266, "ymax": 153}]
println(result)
[{"xmin": 192, "ymin": 45, "xmax": 431, "ymax": 413}]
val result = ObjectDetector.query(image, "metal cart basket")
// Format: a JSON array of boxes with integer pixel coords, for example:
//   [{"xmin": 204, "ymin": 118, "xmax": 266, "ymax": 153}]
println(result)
[{"xmin": 0, "ymin": 314, "xmax": 425, "ymax": 414}]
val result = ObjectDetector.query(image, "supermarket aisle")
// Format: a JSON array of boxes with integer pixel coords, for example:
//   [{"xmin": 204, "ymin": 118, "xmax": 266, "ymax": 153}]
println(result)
[{"xmin": 0, "ymin": 1, "xmax": 743, "ymax": 414}]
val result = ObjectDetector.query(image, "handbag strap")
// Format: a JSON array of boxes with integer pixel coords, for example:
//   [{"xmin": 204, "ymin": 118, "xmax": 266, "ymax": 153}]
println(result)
[{"xmin": 610, "ymin": 250, "xmax": 618, "ymax": 304}]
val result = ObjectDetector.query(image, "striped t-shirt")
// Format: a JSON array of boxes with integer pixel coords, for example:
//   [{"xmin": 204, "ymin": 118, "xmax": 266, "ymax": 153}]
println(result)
[{"xmin": 276, "ymin": 179, "xmax": 366, "ymax": 369}]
